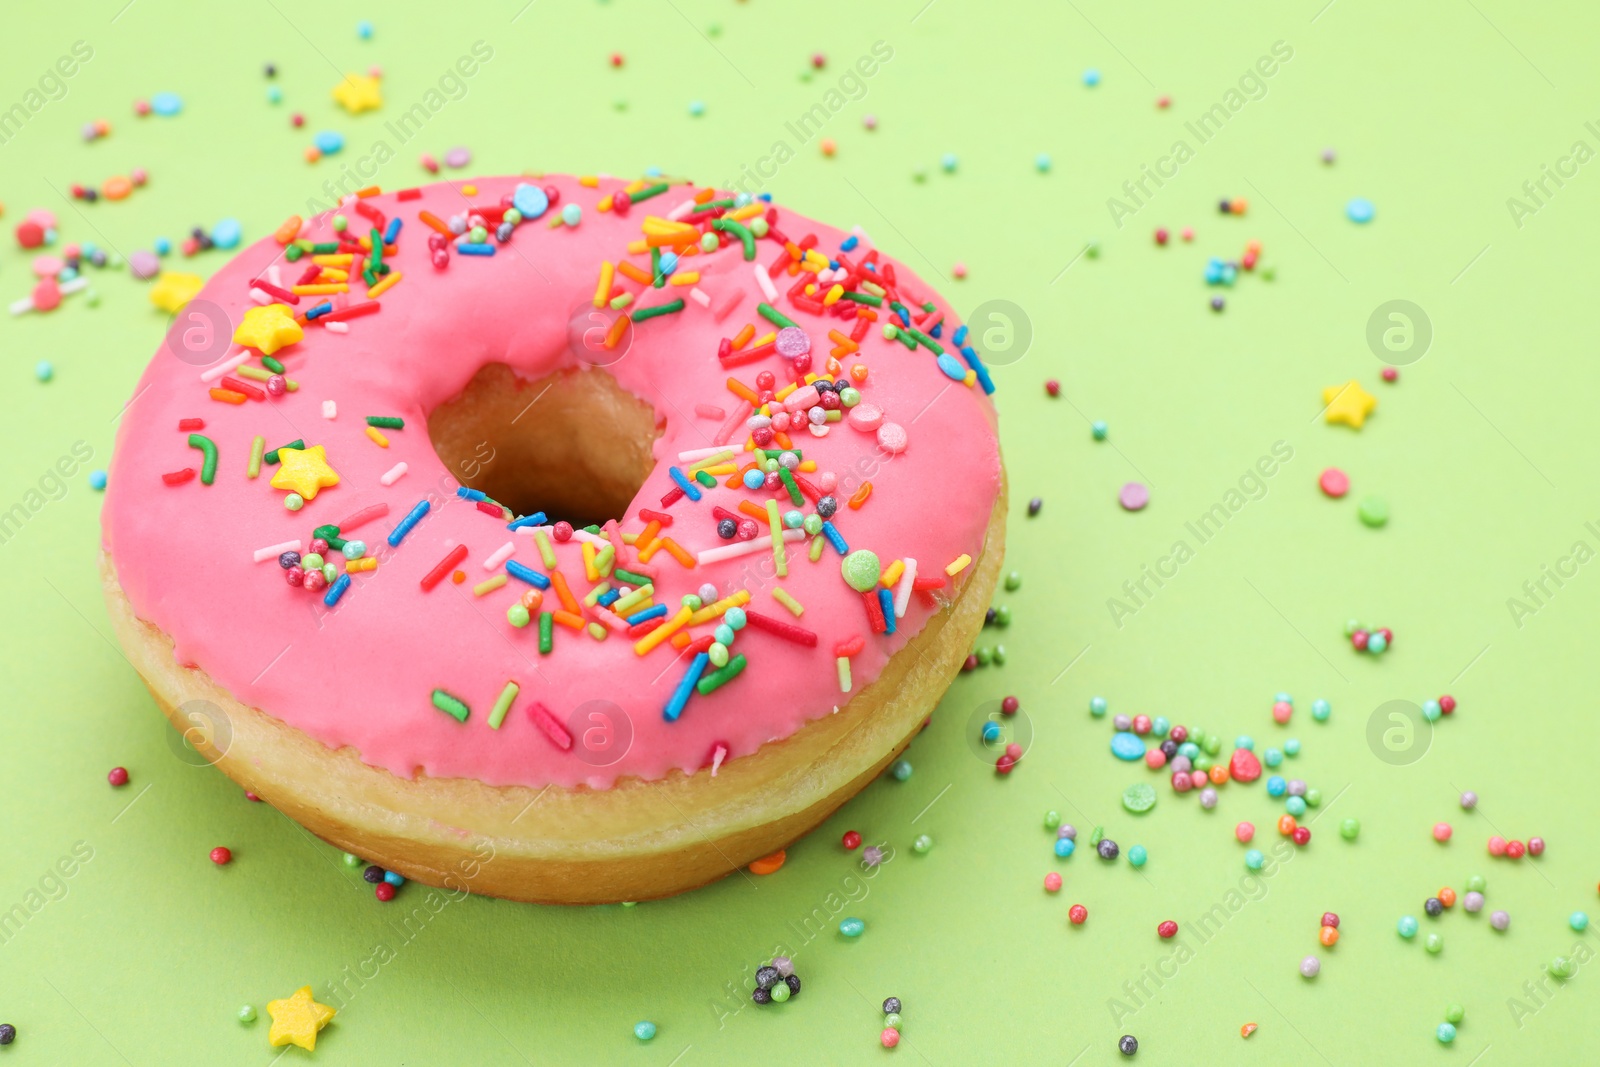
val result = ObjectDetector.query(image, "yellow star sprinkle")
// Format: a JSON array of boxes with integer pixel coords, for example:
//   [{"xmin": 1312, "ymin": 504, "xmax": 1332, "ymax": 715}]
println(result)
[
  {"xmin": 331, "ymin": 73, "xmax": 383, "ymax": 114},
  {"xmin": 234, "ymin": 303, "xmax": 305, "ymax": 356},
  {"xmin": 271, "ymin": 445, "xmax": 340, "ymax": 500},
  {"xmin": 148, "ymin": 272, "xmax": 204, "ymax": 314},
  {"xmin": 267, "ymin": 986, "xmax": 336, "ymax": 1051},
  {"xmin": 1321, "ymin": 380, "xmax": 1377, "ymax": 429}
]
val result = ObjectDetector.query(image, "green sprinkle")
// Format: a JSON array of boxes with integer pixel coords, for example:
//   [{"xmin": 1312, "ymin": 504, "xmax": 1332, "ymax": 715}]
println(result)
[
  {"xmin": 696, "ymin": 653, "xmax": 747, "ymax": 694},
  {"xmin": 757, "ymin": 302, "xmax": 797, "ymax": 329},
  {"xmin": 187, "ymin": 433, "xmax": 218, "ymax": 485},
  {"xmin": 779, "ymin": 467, "xmax": 804, "ymax": 505},
  {"xmin": 539, "ymin": 611, "xmax": 554, "ymax": 654},
  {"xmin": 632, "ymin": 299, "xmax": 685, "ymax": 322},
  {"xmin": 488, "ymin": 681, "xmax": 520, "ymax": 730},
  {"xmin": 261, "ymin": 355, "xmax": 286, "ymax": 373},
  {"xmin": 694, "ymin": 469, "xmax": 717, "ymax": 488},
  {"xmin": 263, "ymin": 438, "xmax": 304, "ymax": 465},
  {"xmin": 613, "ymin": 567, "xmax": 651, "ymax": 586},
  {"xmin": 284, "ymin": 244, "xmax": 303, "ymax": 262},
  {"xmin": 247, "ymin": 435, "xmax": 265, "ymax": 479},
  {"xmin": 365, "ymin": 416, "xmax": 404, "ymax": 429},
  {"xmin": 650, "ymin": 245, "xmax": 665, "ymax": 288},
  {"xmin": 840, "ymin": 290, "xmax": 882, "ymax": 306},
  {"xmin": 713, "ymin": 218, "xmax": 756, "ymax": 259},
  {"xmin": 431, "ymin": 688, "xmax": 470, "ymax": 722},
  {"xmin": 904, "ymin": 327, "xmax": 943, "ymax": 354},
  {"xmin": 1090, "ymin": 825, "xmax": 1105, "ymax": 847},
  {"xmin": 309, "ymin": 241, "xmax": 341, "ymax": 254},
  {"xmin": 631, "ymin": 182, "xmax": 669, "ymax": 204}
]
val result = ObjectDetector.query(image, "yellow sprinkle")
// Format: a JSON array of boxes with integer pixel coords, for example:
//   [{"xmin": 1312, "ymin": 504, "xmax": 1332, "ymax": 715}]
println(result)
[
  {"xmin": 964, "ymin": 369, "xmax": 977, "ymax": 388},
  {"xmin": 587, "ymin": 622, "xmax": 608, "ymax": 641},
  {"xmin": 633, "ymin": 604, "xmax": 694, "ymax": 655},
  {"xmin": 765, "ymin": 499, "xmax": 787, "ymax": 578},
  {"xmin": 367, "ymin": 270, "xmax": 402, "ymax": 298},
  {"xmin": 594, "ymin": 261, "xmax": 614, "ymax": 308},
  {"xmin": 753, "ymin": 331, "xmax": 776, "ymax": 348},
  {"xmin": 365, "ymin": 425, "xmax": 389, "ymax": 448},
  {"xmin": 773, "ymin": 588, "xmax": 804, "ymax": 616},
  {"xmin": 613, "ymin": 584, "xmax": 655, "ymax": 615},
  {"xmin": 311, "ymin": 254, "xmax": 354, "ymax": 266},
  {"xmin": 318, "ymin": 267, "xmax": 350, "ymax": 282},
  {"xmin": 462, "ymin": 184, "xmax": 477, "ymax": 196},
  {"xmin": 728, "ymin": 203, "xmax": 765, "ymax": 221},
  {"xmin": 701, "ymin": 463, "xmax": 736, "ymax": 476},
  {"xmin": 775, "ymin": 382, "xmax": 799, "ymax": 401},
  {"xmin": 823, "ymin": 283, "xmax": 844, "ymax": 306},
  {"xmin": 291, "ymin": 283, "xmax": 348, "ymax": 295},
  {"xmin": 797, "ymin": 460, "xmax": 816, "ymax": 472},
  {"xmin": 688, "ymin": 449, "xmax": 735, "ymax": 473},
  {"xmin": 580, "ymin": 175, "xmax": 600, "ymax": 187},
  {"xmin": 881, "ymin": 560, "xmax": 904, "ymax": 589},
  {"xmin": 945, "ymin": 554, "xmax": 972, "ymax": 577},
  {"xmin": 686, "ymin": 589, "xmax": 751, "ymax": 627},
  {"xmin": 837, "ymin": 656, "xmax": 852, "ymax": 693},
  {"xmin": 582, "ymin": 540, "xmax": 598, "ymax": 581},
  {"xmin": 668, "ymin": 271, "xmax": 700, "ymax": 286},
  {"xmin": 346, "ymin": 557, "xmax": 378, "ymax": 572},
  {"xmin": 809, "ymin": 534, "xmax": 825, "ymax": 562},
  {"xmin": 473, "ymin": 574, "xmax": 507, "ymax": 596}
]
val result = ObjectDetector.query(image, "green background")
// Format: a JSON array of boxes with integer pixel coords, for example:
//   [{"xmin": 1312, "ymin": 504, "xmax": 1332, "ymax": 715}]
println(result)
[{"xmin": 3, "ymin": 0, "xmax": 1598, "ymax": 1062}]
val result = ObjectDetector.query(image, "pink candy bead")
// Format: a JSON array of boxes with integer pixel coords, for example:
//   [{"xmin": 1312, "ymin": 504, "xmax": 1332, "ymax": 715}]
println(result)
[
  {"xmin": 1528, "ymin": 836, "xmax": 1545, "ymax": 856},
  {"xmin": 1132, "ymin": 714, "xmax": 1151, "ymax": 734},
  {"xmin": 1488, "ymin": 835, "xmax": 1507, "ymax": 856},
  {"xmin": 1272, "ymin": 700, "xmax": 1293, "ymax": 724},
  {"xmin": 1189, "ymin": 770, "xmax": 1208, "ymax": 790},
  {"xmin": 1044, "ymin": 872, "xmax": 1062, "ymax": 892},
  {"xmin": 1144, "ymin": 749, "xmax": 1167, "ymax": 770},
  {"xmin": 1433, "ymin": 822, "xmax": 1452, "ymax": 842},
  {"xmin": 1236, "ymin": 821, "xmax": 1255, "ymax": 843}
]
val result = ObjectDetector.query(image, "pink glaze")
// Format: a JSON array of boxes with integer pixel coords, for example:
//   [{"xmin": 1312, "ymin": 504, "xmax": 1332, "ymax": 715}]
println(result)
[{"xmin": 103, "ymin": 176, "xmax": 1002, "ymax": 790}]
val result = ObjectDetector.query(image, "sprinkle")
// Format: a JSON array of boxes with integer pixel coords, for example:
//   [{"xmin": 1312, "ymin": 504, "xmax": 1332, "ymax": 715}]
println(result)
[
  {"xmin": 365, "ymin": 425, "xmax": 390, "ymax": 447},
  {"xmin": 367, "ymin": 270, "xmax": 402, "ymax": 298},
  {"xmin": 527, "ymin": 700, "xmax": 572, "ymax": 749},
  {"xmin": 346, "ymin": 557, "xmax": 377, "ymax": 573},
  {"xmin": 473, "ymin": 574, "xmax": 508, "ymax": 596},
  {"xmin": 755, "ymin": 264, "xmax": 779, "ymax": 302},
  {"xmin": 323, "ymin": 572, "xmax": 351, "ymax": 607},
  {"xmin": 893, "ymin": 558, "xmax": 918, "ymax": 618},
  {"xmin": 821, "ymin": 521, "xmax": 849, "ymax": 555},
  {"xmin": 431, "ymin": 688, "xmax": 470, "ymax": 723},
  {"xmin": 187, "ymin": 433, "xmax": 219, "ymax": 485},
  {"xmin": 665, "ymin": 652, "xmax": 709, "ymax": 721},
  {"xmin": 209, "ymin": 388, "xmax": 248, "ymax": 405},
  {"xmin": 506, "ymin": 560, "xmax": 551, "ymax": 589},
  {"xmin": 632, "ymin": 298, "xmax": 685, "ymax": 322},
  {"xmin": 635, "ymin": 604, "xmax": 694, "ymax": 655},
  {"xmin": 254, "ymin": 539, "xmax": 303, "ymax": 563},
  {"xmin": 877, "ymin": 587, "xmax": 898, "ymax": 635},
  {"xmin": 538, "ymin": 611, "xmax": 555, "ymax": 653},
  {"xmin": 667, "ymin": 466, "xmax": 703, "ymax": 501},
  {"xmin": 744, "ymin": 610, "xmax": 817, "ymax": 646},
  {"xmin": 945, "ymin": 553, "xmax": 972, "ymax": 576},
  {"xmin": 593, "ymin": 261, "xmax": 614, "ymax": 307},
  {"xmin": 365, "ymin": 416, "xmax": 404, "ymax": 429},
  {"xmin": 696, "ymin": 653, "xmax": 748, "ymax": 695},
  {"xmin": 837, "ymin": 656, "xmax": 852, "ymax": 692},
  {"xmin": 483, "ymin": 541, "xmax": 516, "ymax": 570},
  {"xmin": 379, "ymin": 461, "xmax": 408, "ymax": 485},
  {"xmin": 765, "ymin": 499, "xmax": 788, "ymax": 577},
  {"xmin": 696, "ymin": 529, "xmax": 805, "ymax": 565},
  {"xmin": 773, "ymin": 588, "xmax": 804, "ymax": 616},
  {"xmin": 199, "ymin": 351, "xmax": 251, "ymax": 384},
  {"xmin": 387, "ymin": 499, "xmax": 431, "ymax": 546},
  {"xmin": 863, "ymin": 589, "xmax": 887, "ymax": 633},
  {"xmin": 322, "ymin": 400, "xmax": 338, "ymax": 419},
  {"xmin": 757, "ymin": 302, "xmax": 797, "ymax": 329},
  {"xmin": 488, "ymin": 681, "xmax": 520, "ymax": 729},
  {"xmin": 162, "ymin": 468, "xmax": 196, "ymax": 486},
  {"xmin": 246, "ymin": 435, "xmax": 266, "ymax": 479}
]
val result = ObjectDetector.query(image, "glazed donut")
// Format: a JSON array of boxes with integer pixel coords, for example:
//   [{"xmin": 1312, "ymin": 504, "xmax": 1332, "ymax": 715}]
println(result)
[{"xmin": 102, "ymin": 174, "xmax": 1005, "ymax": 904}]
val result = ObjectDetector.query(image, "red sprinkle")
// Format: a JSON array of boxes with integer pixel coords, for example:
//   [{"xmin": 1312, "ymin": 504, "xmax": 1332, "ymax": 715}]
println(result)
[
  {"xmin": 177, "ymin": 418, "xmax": 205, "ymax": 431},
  {"xmin": 743, "ymin": 610, "xmax": 818, "ymax": 647},
  {"xmin": 421, "ymin": 544, "xmax": 470, "ymax": 591},
  {"xmin": 527, "ymin": 701, "xmax": 573, "ymax": 751},
  {"xmin": 862, "ymin": 590, "xmax": 887, "ymax": 633},
  {"xmin": 336, "ymin": 503, "xmax": 390, "ymax": 533},
  {"xmin": 637, "ymin": 508, "xmax": 674, "ymax": 526},
  {"xmin": 833, "ymin": 634, "xmax": 866, "ymax": 658},
  {"xmin": 162, "ymin": 467, "xmax": 197, "ymax": 486}
]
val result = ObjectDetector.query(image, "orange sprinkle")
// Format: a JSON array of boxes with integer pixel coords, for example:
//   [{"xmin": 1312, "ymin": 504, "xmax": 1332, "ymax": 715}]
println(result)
[
  {"xmin": 274, "ymin": 216, "xmax": 303, "ymax": 244},
  {"xmin": 828, "ymin": 329, "xmax": 858, "ymax": 353},
  {"xmin": 773, "ymin": 430, "xmax": 794, "ymax": 450},
  {"xmin": 550, "ymin": 569, "xmax": 580, "ymax": 615},
  {"xmin": 849, "ymin": 482, "xmax": 873, "ymax": 509},
  {"xmin": 616, "ymin": 260, "xmax": 653, "ymax": 285},
  {"xmin": 637, "ymin": 520, "xmax": 662, "ymax": 553},
  {"xmin": 604, "ymin": 314, "xmax": 631, "ymax": 350},
  {"xmin": 451, "ymin": 570, "xmax": 466, "ymax": 584},
  {"xmin": 670, "ymin": 630, "xmax": 693, "ymax": 649},
  {"xmin": 659, "ymin": 537, "xmax": 695, "ymax": 568},
  {"xmin": 694, "ymin": 187, "xmax": 716, "ymax": 204},
  {"xmin": 732, "ymin": 323, "xmax": 755, "ymax": 350},
  {"xmin": 209, "ymin": 388, "xmax": 247, "ymax": 404},
  {"xmin": 354, "ymin": 185, "xmax": 381, "ymax": 198},
  {"xmin": 637, "ymin": 537, "xmax": 664, "ymax": 564},
  {"xmin": 727, "ymin": 462, "xmax": 759, "ymax": 489},
  {"xmin": 552, "ymin": 610, "xmax": 586, "ymax": 631},
  {"xmin": 418, "ymin": 210, "xmax": 450, "ymax": 235},
  {"xmin": 726, "ymin": 377, "xmax": 760, "ymax": 404},
  {"xmin": 748, "ymin": 850, "xmax": 787, "ymax": 875},
  {"xmin": 737, "ymin": 500, "xmax": 770, "ymax": 525}
]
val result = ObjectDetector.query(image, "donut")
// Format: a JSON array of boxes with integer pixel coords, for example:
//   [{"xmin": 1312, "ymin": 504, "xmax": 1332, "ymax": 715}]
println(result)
[{"xmin": 102, "ymin": 174, "xmax": 1005, "ymax": 903}]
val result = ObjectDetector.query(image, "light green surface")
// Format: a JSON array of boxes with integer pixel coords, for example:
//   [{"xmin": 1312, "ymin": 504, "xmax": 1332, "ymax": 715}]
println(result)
[{"xmin": 3, "ymin": 1, "xmax": 1598, "ymax": 1063}]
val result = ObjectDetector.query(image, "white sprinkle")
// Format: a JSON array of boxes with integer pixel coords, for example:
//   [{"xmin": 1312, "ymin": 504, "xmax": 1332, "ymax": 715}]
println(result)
[
  {"xmin": 894, "ymin": 557, "xmax": 917, "ymax": 619},
  {"xmin": 248, "ymin": 287, "xmax": 273, "ymax": 305},
  {"xmin": 483, "ymin": 541, "xmax": 516, "ymax": 570},
  {"xmin": 199, "ymin": 348, "xmax": 251, "ymax": 383},
  {"xmin": 322, "ymin": 400, "xmax": 337, "ymax": 419},
  {"xmin": 379, "ymin": 461, "xmax": 407, "ymax": 486},
  {"xmin": 687, "ymin": 286, "xmax": 710, "ymax": 309},
  {"xmin": 254, "ymin": 539, "xmax": 303, "ymax": 563},
  {"xmin": 267, "ymin": 263, "xmax": 283, "ymax": 287},
  {"xmin": 8, "ymin": 297, "xmax": 34, "ymax": 316},
  {"xmin": 570, "ymin": 528, "xmax": 610, "ymax": 548},
  {"xmin": 676, "ymin": 445, "xmax": 728, "ymax": 463},
  {"xmin": 59, "ymin": 277, "xmax": 89, "ymax": 296},
  {"xmin": 754, "ymin": 264, "xmax": 778, "ymax": 303},
  {"xmin": 665, "ymin": 198, "xmax": 696, "ymax": 221},
  {"xmin": 324, "ymin": 320, "xmax": 350, "ymax": 334},
  {"xmin": 696, "ymin": 529, "xmax": 806, "ymax": 566}
]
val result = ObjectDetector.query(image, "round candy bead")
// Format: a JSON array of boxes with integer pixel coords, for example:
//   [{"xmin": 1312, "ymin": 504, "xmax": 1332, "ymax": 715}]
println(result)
[
  {"xmin": 1528, "ymin": 836, "xmax": 1545, "ymax": 856},
  {"xmin": 1466, "ymin": 874, "xmax": 1486, "ymax": 892},
  {"xmin": 769, "ymin": 981, "xmax": 790, "ymax": 1002},
  {"xmin": 912, "ymin": 834, "xmax": 932, "ymax": 854},
  {"xmin": 1506, "ymin": 840, "xmax": 1526, "ymax": 859},
  {"xmin": 1340, "ymin": 818, "xmax": 1360, "ymax": 840},
  {"xmin": 634, "ymin": 1021, "xmax": 657, "ymax": 1041},
  {"xmin": 1157, "ymin": 920, "xmax": 1178, "ymax": 938},
  {"xmin": 1445, "ymin": 1004, "xmax": 1465, "ymax": 1025},
  {"xmin": 1044, "ymin": 872, "xmax": 1062, "ymax": 892},
  {"xmin": 1550, "ymin": 956, "xmax": 1575, "ymax": 979},
  {"xmin": 1059, "ymin": 824, "xmax": 1077, "ymax": 840},
  {"xmin": 1096, "ymin": 839, "xmax": 1119, "ymax": 860},
  {"xmin": 1054, "ymin": 838, "xmax": 1075, "ymax": 858},
  {"xmin": 210, "ymin": 846, "xmax": 232, "ymax": 865},
  {"xmin": 1439, "ymin": 887, "xmax": 1457, "ymax": 908},
  {"xmin": 842, "ymin": 831, "xmax": 861, "ymax": 850},
  {"xmin": 1292, "ymin": 827, "xmax": 1311, "ymax": 845},
  {"xmin": 1432, "ymin": 822, "xmax": 1452, "ymax": 842},
  {"xmin": 1571, "ymin": 911, "xmax": 1589, "ymax": 932},
  {"xmin": 1322, "ymin": 912, "xmax": 1340, "ymax": 928},
  {"xmin": 838, "ymin": 917, "xmax": 865, "ymax": 937},
  {"xmin": 881, "ymin": 1028, "xmax": 900, "ymax": 1048},
  {"xmin": 1284, "ymin": 738, "xmax": 1301, "ymax": 757},
  {"xmin": 1425, "ymin": 897, "xmax": 1443, "ymax": 917},
  {"xmin": 1199, "ymin": 788, "xmax": 1218, "ymax": 809},
  {"xmin": 1263, "ymin": 748, "xmax": 1283, "ymax": 767},
  {"xmin": 890, "ymin": 759, "xmax": 912, "ymax": 781},
  {"xmin": 1300, "ymin": 956, "xmax": 1320, "ymax": 978},
  {"xmin": 1425, "ymin": 933, "xmax": 1443, "ymax": 954},
  {"xmin": 1236, "ymin": 822, "xmax": 1255, "ymax": 843},
  {"xmin": 1397, "ymin": 915, "xmax": 1419, "ymax": 938},
  {"xmin": 1245, "ymin": 850, "xmax": 1265, "ymax": 871},
  {"xmin": 1463, "ymin": 891, "xmax": 1484, "ymax": 913},
  {"xmin": 1069, "ymin": 904, "xmax": 1088, "ymax": 924},
  {"xmin": 1311, "ymin": 698, "xmax": 1331, "ymax": 721},
  {"xmin": 1266, "ymin": 776, "xmax": 1287, "ymax": 797},
  {"xmin": 1118, "ymin": 1035, "xmax": 1138, "ymax": 1056},
  {"xmin": 1437, "ymin": 1023, "xmax": 1456, "ymax": 1044},
  {"xmin": 1044, "ymin": 810, "xmax": 1061, "ymax": 829},
  {"xmin": 1278, "ymin": 815, "xmax": 1298, "ymax": 836},
  {"xmin": 1113, "ymin": 714, "xmax": 1133, "ymax": 732},
  {"xmin": 1488, "ymin": 835, "xmax": 1507, "ymax": 856},
  {"xmin": 1490, "ymin": 910, "xmax": 1510, "ymax": 930},
  {"xmin": 1128, "ymin": 845, "xmax": 1148, "ymax": 868},
  {"xmin": 238, "ymin": 1005, "xmax": 257, "ymax": 1023},
  {"xmin": 1319, "ymin": 925, "xmax": 1339, "ymax": 947},
  {"xmin": 1286, "ymin": 797, "xmax": 1307, "ymax": 817}
]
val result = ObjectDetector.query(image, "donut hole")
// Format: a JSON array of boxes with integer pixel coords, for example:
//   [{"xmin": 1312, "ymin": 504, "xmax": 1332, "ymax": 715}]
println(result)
[{"xmin": 427, "ymin": 363, "xmax": 661, "ymax": 528}]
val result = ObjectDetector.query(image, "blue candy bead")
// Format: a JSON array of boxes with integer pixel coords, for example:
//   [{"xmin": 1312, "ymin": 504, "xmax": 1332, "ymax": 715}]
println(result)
[
  {"xmin": 1054, "ymin": 837, "xmax": 1075, "ymax": 858},
  {"xmin": 1111, "ymin": 732, "xmax": 1146, "ymax": 761},
  {"xmin": 1266, "ymin": 775, "xmax": 1287, "ymax": 797}
]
